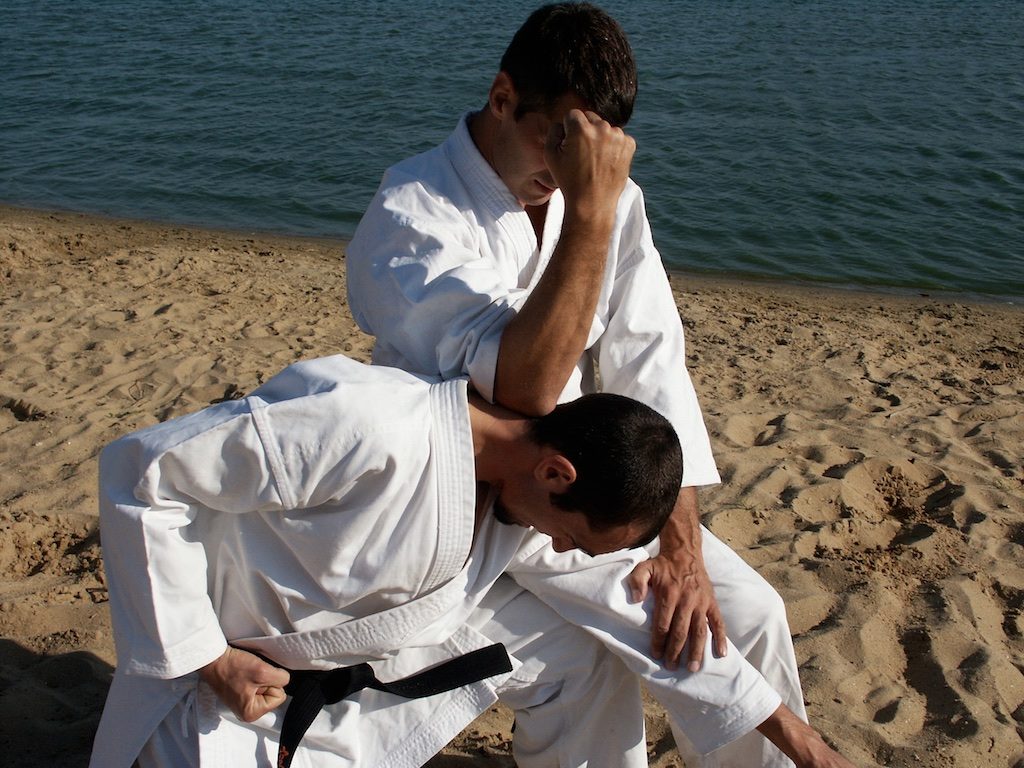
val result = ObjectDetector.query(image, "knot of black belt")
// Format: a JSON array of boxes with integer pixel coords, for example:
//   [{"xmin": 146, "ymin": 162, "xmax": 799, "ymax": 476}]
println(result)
[{"xmin": 262, "ymin": 643, "xmax": 512, "ymax": 768}]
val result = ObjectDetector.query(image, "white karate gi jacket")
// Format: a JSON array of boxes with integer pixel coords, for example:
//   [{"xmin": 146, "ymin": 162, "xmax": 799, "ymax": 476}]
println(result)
[
  {"xmin": 92, "ymin": 356, "xmax": 782, "ymax": 767},
  {"xmin": 91, "ymin": 357, "xmax": 529, "ymax": 767},
  {"xmin": 346, "ymin": 114, "xmax": 720, "ymax": 488}
]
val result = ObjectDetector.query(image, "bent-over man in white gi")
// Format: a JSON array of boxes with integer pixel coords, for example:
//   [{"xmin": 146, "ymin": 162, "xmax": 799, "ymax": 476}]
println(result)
[
  {"xmin": 91, "ymin": 355, "xmax": 848, "ymax": 767},
  {"xmin": 91, "ymin": 355, "xmax": 692, "ymax": 767},
  {"xmin": 346, "ymin": 4, "xmax": 854, "ymax": 767}
]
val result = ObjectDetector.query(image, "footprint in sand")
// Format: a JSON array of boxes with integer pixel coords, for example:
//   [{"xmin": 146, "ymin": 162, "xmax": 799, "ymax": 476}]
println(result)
[{"xmin": 1, "ymin": 397, "xmax": 47, "ymax": 422}]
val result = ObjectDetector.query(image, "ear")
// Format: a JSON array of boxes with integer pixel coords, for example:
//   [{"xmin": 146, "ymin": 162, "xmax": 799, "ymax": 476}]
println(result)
[
  {"xmin": 534, "ymin": 454, "xmax": 577, "ymax": 493},
  {"xmin": 487, "ymin": 71, "xmax": 518, "ymax": 119}
]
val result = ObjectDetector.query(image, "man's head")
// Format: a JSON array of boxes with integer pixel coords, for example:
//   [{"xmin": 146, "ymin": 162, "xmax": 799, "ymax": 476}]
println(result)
[
  {"xmin": 500, "ymin": 3, "xmax": 637, "ymax": 127},
  {"xmin": 470, "ymin": 3, "xmax": 637, "ymax": 207},
  {"xmin": 492, "ymin": 394, "xmax": 682, "ymax": 555}
]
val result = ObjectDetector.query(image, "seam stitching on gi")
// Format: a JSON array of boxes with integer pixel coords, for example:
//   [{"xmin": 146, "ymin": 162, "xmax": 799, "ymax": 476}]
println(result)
[{"xmin": 248, "ymin": 399, "xmax": 296, "ymax": 510}]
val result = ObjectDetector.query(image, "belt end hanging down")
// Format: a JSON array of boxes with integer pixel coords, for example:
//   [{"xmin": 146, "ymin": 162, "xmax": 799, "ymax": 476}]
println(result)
[{"xmin": 274, "ymin": 642, "xmax": 512, "ymax": 768}]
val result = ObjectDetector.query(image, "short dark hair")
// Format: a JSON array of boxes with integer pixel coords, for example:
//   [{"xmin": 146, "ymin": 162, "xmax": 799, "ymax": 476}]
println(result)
[
  {"xmin": 500, "ymin": 3, "xmax": 637, "ymax": 127},
  {"xmin": 529, "ymin": 393, "xmax": 682, "ymax": 547}
]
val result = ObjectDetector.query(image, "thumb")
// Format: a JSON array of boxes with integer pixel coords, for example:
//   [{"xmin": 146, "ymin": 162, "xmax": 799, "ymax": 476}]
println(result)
[
  {"xmin": 545, "ymin": 121, "xmax": 566, "ymax": 161},
  {"xmin": 627, "ymin": 560, "xmax": 653, "ymax": 603},
  {"xmin": 265, "ymin": 665, "xmax": 291, "ymax": 690}
]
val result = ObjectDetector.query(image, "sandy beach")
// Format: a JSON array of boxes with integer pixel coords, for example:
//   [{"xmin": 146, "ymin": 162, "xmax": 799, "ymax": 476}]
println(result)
[{"xmin": 1, "ymin": 204, "xmax": 1021, "ymax": 767}]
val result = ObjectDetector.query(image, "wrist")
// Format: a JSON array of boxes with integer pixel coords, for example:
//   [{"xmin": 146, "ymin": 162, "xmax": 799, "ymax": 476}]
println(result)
[
  {"xmin": 561, "ymin": 201, "xmax": 617, "ymax": 238},
  {"xmin": 199, "ymin": 645, "xmax": 232, "ymax": 684},
  {"xmin": 658, "ymin": 498, "xmax": 703, "ymax": 560}
]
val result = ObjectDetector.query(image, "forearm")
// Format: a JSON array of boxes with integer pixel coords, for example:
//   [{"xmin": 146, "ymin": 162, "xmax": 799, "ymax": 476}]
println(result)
[
  {"xmin": 757, "ymin": 704, "xmax": 854, "ymax": 767},
  {"xmin": 493, "ymin": 109, "xmax": 634, "ymax": 415},
  {"xmin": 494, "ymin": 213, "xmax": 613, "ymax": 414},
  {"xmin": 658, "ymin": 485, "xmax": 704, "ymax": 563}
]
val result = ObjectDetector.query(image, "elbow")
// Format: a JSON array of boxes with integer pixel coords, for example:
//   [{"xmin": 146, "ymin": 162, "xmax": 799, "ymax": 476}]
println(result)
[
  {"xmin": 492, "ymin": 356, "xmax": 564, "ymax": 416},
  {"xmin": 494, "ymin": 385, "xmax": 560, "ymax": 417},
  {"xmin": 517, "ymin": 396, "xmax": 559, "ymax": 418}
]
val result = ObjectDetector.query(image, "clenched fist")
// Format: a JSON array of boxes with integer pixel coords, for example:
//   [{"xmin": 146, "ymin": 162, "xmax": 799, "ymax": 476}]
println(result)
[
  {"xmin": 545, "ymin": 109, "xmax": 636, "ymax": 224},
  {"xmin": 200, "ymin": 646, "xmax": 290, "ymax": 723}
]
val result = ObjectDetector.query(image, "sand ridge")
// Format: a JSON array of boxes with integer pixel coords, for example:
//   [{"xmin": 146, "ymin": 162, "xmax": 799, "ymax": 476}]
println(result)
[{"xmin": 1, "ymin": 206, "xmax": 1021, "ymax": 766}]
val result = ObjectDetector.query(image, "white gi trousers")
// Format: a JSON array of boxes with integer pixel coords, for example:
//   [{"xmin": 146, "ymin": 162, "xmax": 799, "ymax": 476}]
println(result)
[
  {"xmin": 138, "ymin": 576, "xmax": 644, "ymax": 768},
  {"xmin": 138, "ymin": 528, "xmax": 800, "ymax": 768}
]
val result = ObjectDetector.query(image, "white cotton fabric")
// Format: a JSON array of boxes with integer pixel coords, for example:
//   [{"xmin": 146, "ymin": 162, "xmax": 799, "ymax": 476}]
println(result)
[
  {"xmin": 346, "ymin": 114, "xmax": 720, "ymax": 488},
  {"xmin": 91, "ymin": 357, "xmax": 518, "ymax": 767},
  {"xmin": 90, "ymin": 356, "xmax": 783, "ymax": 768},
  {"xmin": 345, "ymin": 117, "xmax": 807, "ymax": 766}
]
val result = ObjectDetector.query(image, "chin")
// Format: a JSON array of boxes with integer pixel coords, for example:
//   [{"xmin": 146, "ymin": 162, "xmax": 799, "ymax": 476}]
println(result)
[{"xmin": 521, "ymin": 182, "xmax": 555, "ymax": 206}]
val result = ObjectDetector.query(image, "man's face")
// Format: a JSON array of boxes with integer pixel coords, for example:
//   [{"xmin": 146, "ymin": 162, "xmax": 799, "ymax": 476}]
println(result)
[
  {"xmin": 489, "ymin": 90, "xmax": 590, "ymax": 208},
  {"xmin": 492, "ymin": 490, "xmax": 640, "ymax": 556}
]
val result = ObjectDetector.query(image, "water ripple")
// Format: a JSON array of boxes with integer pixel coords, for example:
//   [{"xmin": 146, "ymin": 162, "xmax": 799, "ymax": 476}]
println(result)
[{"xmin": 1, "ymin": 0, "xmax": 1022, "ymax": 298}]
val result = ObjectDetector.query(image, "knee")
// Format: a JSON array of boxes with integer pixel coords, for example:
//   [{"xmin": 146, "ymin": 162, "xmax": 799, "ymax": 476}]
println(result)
[
  {"xmin": 755, "ymin": 579, "xmax": 788, "ymax": 623},
  {"xmin": 726, "ymin": 575, "xmax": 792, "ymax": 649}
]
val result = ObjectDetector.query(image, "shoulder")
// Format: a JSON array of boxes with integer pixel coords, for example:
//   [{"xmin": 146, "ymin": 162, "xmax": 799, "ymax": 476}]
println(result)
[
  {"xmin": 251, "ymin": 356, "xmax": 440, "ymax": 431},
  {"xmin": 375, "ymin": 139, "xmax": 467, "ymax": 213},
  {"xmin": 100, "ymin": 395, "xmax": 254, "ymax": 473},
  {"xmin": 353, "ymin": 144, "xmax": 477, "ymax": 251},
  {"xmin": 253, "ymin": 355, "xmax": 430, "ymax": 400}
]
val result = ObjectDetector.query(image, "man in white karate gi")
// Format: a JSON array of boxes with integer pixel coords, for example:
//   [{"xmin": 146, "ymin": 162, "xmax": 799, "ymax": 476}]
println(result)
[
  {"xmin": 92, "ymin": 355, "xmax": 694, "ymax": 767},
  {"xmin": 346, "ymin": 3, "xmax": 854, "ymax": 767}
]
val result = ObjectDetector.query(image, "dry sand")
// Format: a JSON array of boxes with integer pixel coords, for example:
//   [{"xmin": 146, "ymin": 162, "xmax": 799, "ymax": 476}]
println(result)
[{"xmin": 1, "ymin": 205, "xmax": 1021, "ymax": 767}]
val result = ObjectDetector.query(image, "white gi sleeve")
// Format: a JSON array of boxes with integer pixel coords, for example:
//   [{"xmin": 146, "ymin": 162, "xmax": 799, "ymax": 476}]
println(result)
[
  {"xmin": 347, "ymin": 175, "xmax": 525, "ymax": 402},
  {"xmin": 99, "ymin": 399, "xmax": 287, "ymax": 680},
  {"xmin": 594, "ymin": 189, "xmax": 721, "ymax": 487},
  {"xmin": 507, "ymin": 534, "xmax": 782, "ymax": 755}
]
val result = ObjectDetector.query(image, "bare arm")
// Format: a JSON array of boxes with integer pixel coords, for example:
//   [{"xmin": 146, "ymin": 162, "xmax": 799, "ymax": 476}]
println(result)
[
  {"xmin": 493, "ymin": 109, "xmax": 635, "ymax": 415},
  {"xmin": 491, "ymin": 111, "xmax": 730, "ymax": 672},
  {"xmin": 757, "ymin": 704, "xmax": 856, "ymax": 768}
]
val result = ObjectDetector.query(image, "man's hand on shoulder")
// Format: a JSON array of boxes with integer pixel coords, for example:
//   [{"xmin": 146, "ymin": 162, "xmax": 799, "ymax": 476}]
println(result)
[
  {"xmin": 545, "ymin": 109, "xmax": 635, "ymax": 225},
  {"xmin": 200, "ymin": 646, "xmax": 290, "ymax": 723},
  {"xmin": 626, "ymin": 486, "xmax": 728, "ymax": 671}
]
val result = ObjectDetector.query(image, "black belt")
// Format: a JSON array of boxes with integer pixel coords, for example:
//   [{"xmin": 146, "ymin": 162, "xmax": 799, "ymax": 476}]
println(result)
[{"xmin": 257, "ymin": 643, "xmax": 512, "ymax": 768}]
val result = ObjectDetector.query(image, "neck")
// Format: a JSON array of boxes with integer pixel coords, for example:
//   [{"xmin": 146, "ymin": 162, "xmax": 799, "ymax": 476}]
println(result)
[
  {"xmin": 467, "ymin": 108, "xmax": 497, "ymax": 172},
  {"xmin": 469, "ymin": 393, "xmax": 535, "ymax": 482}
]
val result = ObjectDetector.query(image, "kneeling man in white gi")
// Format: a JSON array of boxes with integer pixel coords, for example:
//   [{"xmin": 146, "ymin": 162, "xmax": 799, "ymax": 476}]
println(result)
[{"xmin": 91, "ymin": 354, "xmax": 850, "ymax": 767}]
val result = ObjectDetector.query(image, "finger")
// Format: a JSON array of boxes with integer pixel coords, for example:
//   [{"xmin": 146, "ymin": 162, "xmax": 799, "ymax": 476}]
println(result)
[
  {"xmin": 563, "ymin": 108, "xmax": 590, "ymax": 130},
  {"xmin": 649, "ymin": 580, "xmax": 690, "ymax": 661},
  {"xmin": 708, "ymin": 605, "xmax": 728, "ymax": 659},
  {"xmin": 660, "ymin": 603, "xmax": 695, "ymax": 671},
  {"xmin": 262, "ymin": 665, "xmax": 291, "ymax": 689},
  {"xmin": 626, "ymin": 561, "xmax": 653, "ymax": 603},
  {"xmin": 545, "ymin": 120, "xmax": 567, "ymax": 156},
  {"xmin": 241, "ymin": 687, "xmax": 288, "ymax": 723},
  {"xmin": 684, "ymin": 616, "xmax": 709, "ymax": 673},
  {"xmin": 649, "ymin": 596, "xmax": 675, "ymax": 660},
  {"xmin": 259, "ymin": 686, "xmax": 289, "ymax": 711}
]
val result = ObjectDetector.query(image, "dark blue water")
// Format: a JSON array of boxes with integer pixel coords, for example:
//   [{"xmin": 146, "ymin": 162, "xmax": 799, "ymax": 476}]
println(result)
[{"xmin": 2, "ymin": 1, "xmax": 1022, "ymax": 300}]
